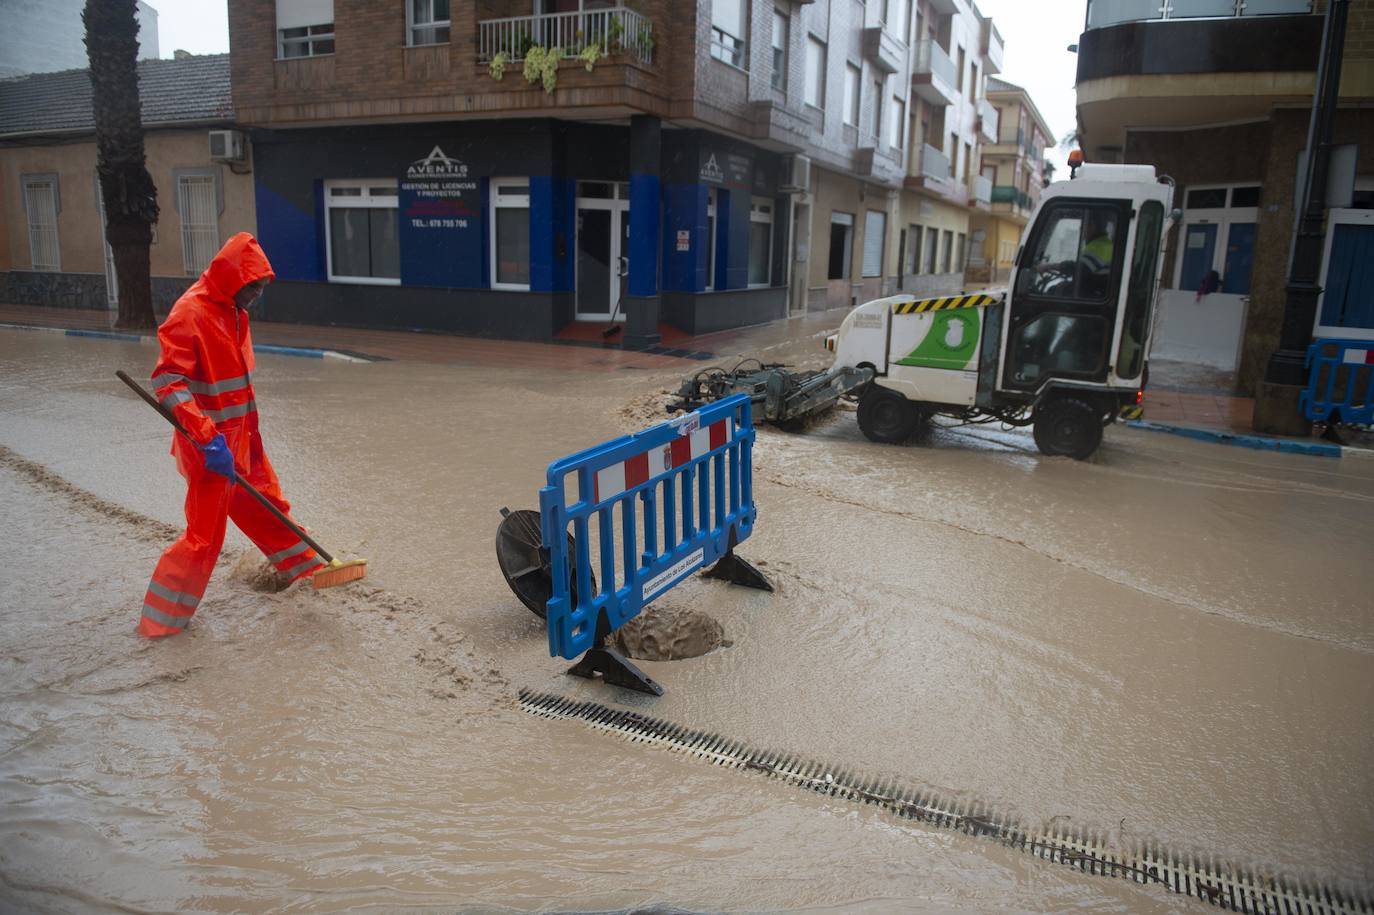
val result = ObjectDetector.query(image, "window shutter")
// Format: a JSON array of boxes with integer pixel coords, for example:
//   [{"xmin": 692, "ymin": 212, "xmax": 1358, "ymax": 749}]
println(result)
[{"xmin": 862, "ymin": 210, "xmax": 885, "ymax": 278}]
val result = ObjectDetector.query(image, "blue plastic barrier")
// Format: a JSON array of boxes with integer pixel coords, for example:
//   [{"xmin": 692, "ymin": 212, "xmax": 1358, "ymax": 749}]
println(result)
[
  {"xmin": 539, "ymin": 392, "xmax": 758, "ymax": 662},
  {"xmin": 1301, "ymin": 338, "xmax": 1374, "ymax": 425}
]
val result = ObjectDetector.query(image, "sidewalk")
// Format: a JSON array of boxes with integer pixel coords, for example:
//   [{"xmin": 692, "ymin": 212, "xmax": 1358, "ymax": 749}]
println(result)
[{"xmin": 0, "ymin": 303, "xmax": 698, "ymax": 373}]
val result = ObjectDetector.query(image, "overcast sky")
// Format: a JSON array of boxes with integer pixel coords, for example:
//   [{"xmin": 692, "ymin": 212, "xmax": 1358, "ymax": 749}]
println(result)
[{"xmin": 153, "ymin": 0, "xmax": 1081, "ymax": 173}]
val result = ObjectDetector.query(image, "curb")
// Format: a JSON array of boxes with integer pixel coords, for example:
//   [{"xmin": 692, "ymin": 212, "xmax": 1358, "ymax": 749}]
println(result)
[
  {"xmin": 1122, "ymin": 419, "xmax": 1345, "ymax": 458},
  {"xmin": 0, "ymin": 322, "xmax": 373, "ymax": 363}
]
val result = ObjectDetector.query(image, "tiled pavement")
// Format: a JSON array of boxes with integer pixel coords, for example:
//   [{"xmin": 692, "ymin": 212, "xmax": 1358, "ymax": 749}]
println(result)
[{"xmin": 1140, "ymin": 386, "xmax": 1255, "ymax": 434}]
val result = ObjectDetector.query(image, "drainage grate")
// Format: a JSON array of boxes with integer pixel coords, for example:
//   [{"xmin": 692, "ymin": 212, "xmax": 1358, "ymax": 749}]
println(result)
[{"xmin": 519, "ymin": 689, "xmax": 1373, "ymax": 915}]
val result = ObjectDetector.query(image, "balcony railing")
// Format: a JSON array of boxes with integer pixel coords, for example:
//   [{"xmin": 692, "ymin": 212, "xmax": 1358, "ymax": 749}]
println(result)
[
  {"xmin": 921, "ymin": 143, "xmax": 950, "ymax": 180},
  {"xmin": 912, "ymin": 39, "xmax": 956, "ymax": 86},
  {"xmin": 991, "ymin": 185, "xmax": 1031, "ymax": 209},
  {"xmin": 973, "ymin": 174, "xmax": 992, "ymax": 204},
  {"xmin": 478, "ymin": 7, "xmax": 654, "ymax": 66},
  {"xmin": 1086, "ymin": 0, "xmax": 1311, "ymax": 30}
]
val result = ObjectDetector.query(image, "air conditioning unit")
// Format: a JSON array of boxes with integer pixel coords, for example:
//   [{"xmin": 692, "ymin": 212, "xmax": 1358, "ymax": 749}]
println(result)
[
  {"xmin": 208, "ymin": 129, "xmax": 246, "ymax": 162},
  {"xmin": 780, "ymin": 154, "xmax": 811, "ymax": 193}
]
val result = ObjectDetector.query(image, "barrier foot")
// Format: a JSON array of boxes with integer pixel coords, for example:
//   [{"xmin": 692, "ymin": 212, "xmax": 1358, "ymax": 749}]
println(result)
[
  {"xmin": 568, "ymin": 645, "xmax": 665, "ymax": 696},
  {"xmin": 704, "ymin": 530, "xmax": 774, "ymax": 592}
]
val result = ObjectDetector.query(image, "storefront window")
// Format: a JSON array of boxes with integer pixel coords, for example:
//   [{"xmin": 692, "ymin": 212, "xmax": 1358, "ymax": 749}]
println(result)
[
  {"xmin": 749, "ymin": 197, "xmax": 774, "ymax": 287},
  {"xmin": 490, "ymin": 179, "xmax": 531, "ymax": 290},
  {"xmin": 324, "ymin": 180, "xmax": 399, "ymax": 284}
]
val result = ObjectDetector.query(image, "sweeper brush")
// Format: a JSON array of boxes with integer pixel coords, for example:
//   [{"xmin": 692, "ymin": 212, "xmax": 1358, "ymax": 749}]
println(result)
[{"xmin": 116, "ymin": 370, "xmax": 367, "ymax": 591}]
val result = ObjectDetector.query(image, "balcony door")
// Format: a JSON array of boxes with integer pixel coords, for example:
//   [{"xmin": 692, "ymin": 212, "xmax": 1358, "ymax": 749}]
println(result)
[{"xmin": 576, "ymin": 181, "xmax": 629, "ymax": 322}]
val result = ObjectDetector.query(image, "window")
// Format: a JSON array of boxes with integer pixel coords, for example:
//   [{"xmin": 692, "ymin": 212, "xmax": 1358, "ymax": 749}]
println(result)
[
  {"xmin": 862, "ymin": 210, "xmax": 886, "ymax": 278},
  {"xmin": 1117, "ymin": 201, "xmax": 1164, "ymax": 380},
  {"xmin": 828, "ymin": 212, "xmax": 853, "ymax": 280},
  {"xmin": 176, "ymin": 171, "xmax": 220, "ymax": 276},
  {"xmin": 325, "ymin": 180, "xmax": 399, "ymax": 284},
  {"xmin": 941, "ymin": 229, "xmax": 953, "ymax": 273},
  {"xmin": 885, "ymin": 0, "xmax": 908, "ymax": 40},
  {"xmin": 805, "ymin": 37, "xmax": 826, "ymax": 108},
  {"xmin": 871, "ymin": 79, "xmax": 883, "ymax": 141},
  {"xmin": 279, "ymin": 23, "xmax": 333, "ymax": 58},
  {"xmin": 956, "ymin": 46, "xmax": 965, "ymax": 92},
  {"xmin": 21, "ymin": 175, "xmax": 60, "ymax": 271},
  {"xmin": 1185, "ymin": 187, "xmax": 1228, "ymax": 209},
  {"xmin": 956, "ymin": 232, "xmax": 966, "ymax": 272},
  {"xmin": 1025, "ymin": 204, "xmax": 1119, "ymax": 301},
  {"xmin": 1008, "ymin": 313, "xmax": 1108, "ymax": 387},
  {"xmin": 1230, "ymin": 186, "xmax": 1262, "ymax": 208},
  {"xmin": 771, "ymin": 9, "xmax": 787, "ymax": 90},
  {"xmin": 963, "ymin": 142, "xmax": 971, "ymax": 180},
  {"xmin": 706, "ymin": 190, "xmax": 717, "ymax": 290},
  {"xmin": 924, "ymin": 226, "xmax": 938, "ymax": 274},
  {"xmin": 907, "ymin": 224, "xmax": 921, "ymax": 274},
  {"xmin": 749, "ymin": 197, "xmax": 774, "ymax": 287},
  {"xmin": 490, "ymin": 179, "xmax": 531, "ymax": 290},
  {"xmin": 408, "ymin": 0, "xmax": 450, "ymax": 46},
  {"xmin": 949, "ymin": 132, "xmax": 958, "ymax": 175},
  {"xmin": 712, "ymin": 0, "xmax": 747, "ymax": 68},
  {"xmin": 1176, "ymin": 184, "xmax": 1260, "ymax": 295},
  {"xmin": 843, "ymin": 64, "xmax": 861, "ymax": 126},
  {"xmin": 969, "ymin": 62, "xmax": 978, "ymax": 101},
  {"xmin": 890, "ymin": 96, "xmax": 905, "ymax": 149},
  {"xmin": 276, "ymin": 1, "xmax": 334, "ymax": 57}
]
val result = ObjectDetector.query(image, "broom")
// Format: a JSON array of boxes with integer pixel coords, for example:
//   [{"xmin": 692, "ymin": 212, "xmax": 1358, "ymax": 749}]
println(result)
[{"xmin": 116, "ymin": 370, "xmax": 367, "ymax": 590}]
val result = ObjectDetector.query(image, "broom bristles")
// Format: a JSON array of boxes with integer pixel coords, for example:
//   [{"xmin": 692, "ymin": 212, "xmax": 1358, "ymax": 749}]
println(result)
[{"xmin": 312, "ymin": 559, "xmax": 368, "ymax": 590}]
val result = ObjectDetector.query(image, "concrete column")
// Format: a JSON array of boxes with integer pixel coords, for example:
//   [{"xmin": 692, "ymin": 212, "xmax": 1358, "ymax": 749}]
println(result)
[{"xmin": 623, "ymin": 114, "xmax": 662, "ymax": 349}]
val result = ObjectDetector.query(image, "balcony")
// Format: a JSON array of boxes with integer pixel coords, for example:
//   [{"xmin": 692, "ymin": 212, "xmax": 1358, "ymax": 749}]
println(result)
[
  {"xmin": 977, "ymin": 99, "xmax": 998, "ymax": 142},
  {"xmin": 981, "ymin": 17, "xmax": 1004, "ymax": 75},
  {"xmin": 912, "ymin": 40, "xmax": 957, "ymax": 106},
  {"xmin": 862, "ymin": 25, "xmax": 906, "ymax": 75},
  {"xmin": 973, "ymin": 174, "xmax": 992, "ymax": 206},
  {"xmin": 921, "ymin": 143, "xmax": 950, "ymax": 180},
  {"xmin": 991, "ymin": 184, "xmax": 1032, "ymax": 217},
  {"xmin": 927, "ymin": 0, "xmax": 959, "ymax": 14},
  {"xmin": 1085, "ymin": 0, "xmax": 1311, "ymax": 30},
  {"xmin": 478, "ymin": 6, "xmax": 654, "ymax": 66}
]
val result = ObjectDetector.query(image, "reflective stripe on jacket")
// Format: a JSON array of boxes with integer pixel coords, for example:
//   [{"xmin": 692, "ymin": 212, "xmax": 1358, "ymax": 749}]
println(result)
[{"xmin": 150, "ymin": 233, "xmax": 276, "ymax": 445}]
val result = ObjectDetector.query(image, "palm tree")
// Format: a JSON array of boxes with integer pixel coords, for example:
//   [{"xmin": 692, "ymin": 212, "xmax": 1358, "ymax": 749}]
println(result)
[{"xmin": 84, "ymin": 0, "xmax": 159, "ymax": 329}]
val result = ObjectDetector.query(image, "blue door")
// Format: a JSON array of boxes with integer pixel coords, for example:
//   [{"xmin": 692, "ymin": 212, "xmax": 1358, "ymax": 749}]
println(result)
[
  {"xmin": 1222, "ymin": 222, "xmax": 1256, "ymax": 295},
  {"xmin": 1321, "ymin": 223, "xmax": 1374, "ymax": 331},
  {"xmin": 1179, "ymin": 223, "xmax": 1217, "ymax": 292}
]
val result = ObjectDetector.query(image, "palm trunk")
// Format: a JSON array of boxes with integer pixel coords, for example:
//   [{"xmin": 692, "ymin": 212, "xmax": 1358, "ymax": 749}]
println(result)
[{"xmin": 84, "ymin": 0, "xmax": 160, "ymax": 330}]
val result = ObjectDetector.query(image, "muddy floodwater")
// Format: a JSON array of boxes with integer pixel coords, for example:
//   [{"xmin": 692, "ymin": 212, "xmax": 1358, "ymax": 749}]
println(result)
[{"xmin": 2, "ymin": 327, "xmax": 1372, "ymax": 912}]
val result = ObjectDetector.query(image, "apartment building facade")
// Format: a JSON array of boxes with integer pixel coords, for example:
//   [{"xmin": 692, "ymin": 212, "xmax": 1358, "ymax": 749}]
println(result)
[
  {"xmin": 1076, "ymin": 0, "xmax": 1374, "ymax": 394},
  {"xmin": 231, "ymin": 0, "xmax": 1021, "ymax": 342},
  {"xmin": 967, "ymin": 76, "xmax": 1051, "ymax": 285}
]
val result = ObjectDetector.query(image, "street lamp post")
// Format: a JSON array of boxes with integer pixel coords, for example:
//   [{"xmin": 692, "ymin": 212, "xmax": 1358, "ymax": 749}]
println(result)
[{"xmin": 1253, "ymin": 0, "xmax": 1348, "ymax": 436}]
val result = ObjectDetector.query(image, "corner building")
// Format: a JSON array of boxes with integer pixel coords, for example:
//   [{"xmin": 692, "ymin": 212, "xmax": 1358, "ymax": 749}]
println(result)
[{"xmin": 232, "ymin": 1, "xmax": 1021, "ymax": 342}]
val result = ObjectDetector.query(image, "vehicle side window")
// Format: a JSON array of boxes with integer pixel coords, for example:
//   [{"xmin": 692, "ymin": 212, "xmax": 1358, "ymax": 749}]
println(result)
[
  {"xmin": 1116, "ymin": 200, "xmax": 1164, "ymax": 380},
  {"xmin": 1008, "ymin": 313, "xmax": 1108, "ymax": 387},
  {"xmin": 1025, "ymin": 205, "xmax": 1119, "ymax": 301}
]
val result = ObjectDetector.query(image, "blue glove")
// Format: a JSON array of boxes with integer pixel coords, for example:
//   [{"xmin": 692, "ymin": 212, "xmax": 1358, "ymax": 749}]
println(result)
[{"xmin": 199, "ymin": 433, "xmax": 236, "ymax": 479}]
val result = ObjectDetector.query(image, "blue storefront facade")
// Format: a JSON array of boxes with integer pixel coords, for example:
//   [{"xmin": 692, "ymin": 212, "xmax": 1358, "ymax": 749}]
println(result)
[{"xmin": 250, "ymin": 117, "xmax": 789, "ymax": 344}]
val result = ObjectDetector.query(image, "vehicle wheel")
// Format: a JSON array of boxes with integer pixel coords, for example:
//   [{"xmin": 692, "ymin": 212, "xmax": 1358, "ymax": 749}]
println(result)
[
  {"xmin": 1033, "ymin": 397, "xmax": 1104, "ymax": 460},
  {"xmin": 858, "ymin": 386, "xmax": 921, "ymax": 443}
]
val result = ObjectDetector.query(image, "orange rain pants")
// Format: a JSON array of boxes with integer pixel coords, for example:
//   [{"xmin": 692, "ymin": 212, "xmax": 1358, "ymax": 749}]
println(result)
[{"xmin": 139, "ymin": 233, "xmax": 322, "ymax": 637}]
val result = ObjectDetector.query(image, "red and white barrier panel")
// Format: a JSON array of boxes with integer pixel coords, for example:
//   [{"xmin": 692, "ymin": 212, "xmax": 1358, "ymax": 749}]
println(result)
[{"xmin": 593, "ymin": 419, "xmax": 730, "ymax": 503}]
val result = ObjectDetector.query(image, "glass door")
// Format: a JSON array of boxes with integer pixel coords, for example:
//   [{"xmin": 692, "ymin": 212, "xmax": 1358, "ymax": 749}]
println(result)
[{"xmin": 575, "ymin": 182, "xmax": 628, "ymax": 321}]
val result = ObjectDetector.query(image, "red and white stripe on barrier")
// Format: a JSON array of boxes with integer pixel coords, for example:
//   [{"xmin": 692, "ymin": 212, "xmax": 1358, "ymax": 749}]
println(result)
[
  {"xmin": 1343, "ymin": 348, "xmax": 1374, "ymax": 365},
  {"xmin": 593, "ymin": 419, "xmax": 730, "ymax": 502}
]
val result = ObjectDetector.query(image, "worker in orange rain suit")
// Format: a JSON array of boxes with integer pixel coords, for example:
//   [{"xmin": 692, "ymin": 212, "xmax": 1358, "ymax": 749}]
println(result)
[{"xmin": 139, "ymin": 232, "xmax": 323, "ymax": 638}]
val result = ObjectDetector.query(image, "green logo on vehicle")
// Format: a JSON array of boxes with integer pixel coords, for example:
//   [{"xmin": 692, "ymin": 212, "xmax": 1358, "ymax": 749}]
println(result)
[{"xmin": 895, "ymin": 309, "xmax": 980, "ymax": 370}]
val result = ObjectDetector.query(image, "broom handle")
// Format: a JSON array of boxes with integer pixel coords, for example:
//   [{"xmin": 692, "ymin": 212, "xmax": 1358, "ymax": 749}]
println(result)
[{"xmin": 116, "ymin": 370, "xmax": 334, "ymax": 564}]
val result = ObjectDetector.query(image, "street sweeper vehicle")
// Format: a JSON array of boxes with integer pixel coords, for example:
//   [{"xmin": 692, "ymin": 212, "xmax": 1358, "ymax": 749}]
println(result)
[{"xmin": 673, "ymin": 161, "xmax": 1176, "ymax": 460}]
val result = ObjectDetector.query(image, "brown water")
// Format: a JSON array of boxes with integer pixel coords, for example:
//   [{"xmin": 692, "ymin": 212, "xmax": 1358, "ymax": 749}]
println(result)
[{"xmin": 1, "ymin": 328, "xmax": 1371, "ymax": 912}]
